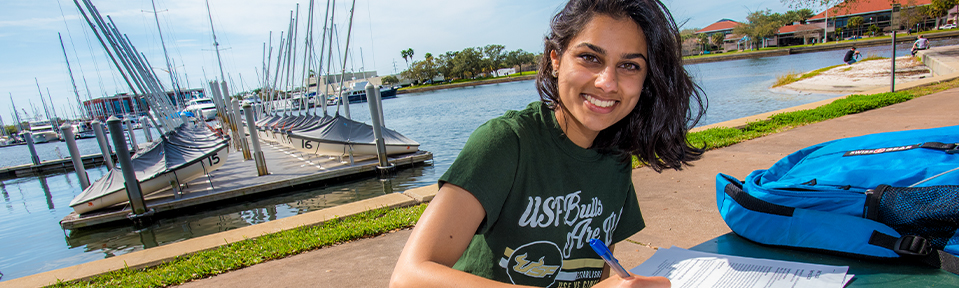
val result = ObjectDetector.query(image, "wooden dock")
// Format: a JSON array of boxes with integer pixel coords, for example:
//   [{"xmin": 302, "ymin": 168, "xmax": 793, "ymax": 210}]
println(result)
[
  {"xmin": 0, "ymin": 153, "xmax": 118, "ymax": 179},
  {"xmin": 59, "ymin": 140, "xmax": 432, "ymax": 229}
]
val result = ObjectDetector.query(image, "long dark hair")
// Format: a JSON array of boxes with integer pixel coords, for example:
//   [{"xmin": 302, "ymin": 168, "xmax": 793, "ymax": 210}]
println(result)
[{"xmin": 536, "ymin": 0, "xmax": 706, "ymax": 172}]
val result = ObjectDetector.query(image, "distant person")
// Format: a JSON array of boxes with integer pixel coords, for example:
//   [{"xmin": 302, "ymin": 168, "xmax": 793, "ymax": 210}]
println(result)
[
  {"xmin": 844, "ymin": 46, "xmax": 861, "ymax": 65},
  {"xmin": 391, "ymin": 0, "xmax": 705, "ymax": 287},
  {"xmin": 912, "ymin": 34, "xmax": 930, "ymax": 56}
]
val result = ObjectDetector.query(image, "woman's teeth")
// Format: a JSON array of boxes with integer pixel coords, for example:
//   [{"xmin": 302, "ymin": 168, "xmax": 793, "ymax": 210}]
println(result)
[{"xmin": 584, "ymin": 94, "xmax": 615, "ymax": 108}]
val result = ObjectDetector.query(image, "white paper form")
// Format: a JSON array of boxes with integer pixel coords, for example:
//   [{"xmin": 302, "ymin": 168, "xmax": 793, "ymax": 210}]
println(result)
[{"xmin": 630, "ymin": 247, "xmax": 852, "ymax": 288}]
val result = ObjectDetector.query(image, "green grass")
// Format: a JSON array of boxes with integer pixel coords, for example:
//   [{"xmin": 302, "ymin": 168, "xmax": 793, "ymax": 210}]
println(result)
[
  {"xmin": 772, "ymin": 64, "xmax": 844, "ymax": 87},
  {"xmin": 47, "ymin": 74, "xmax": 959, "ymax": 287},
  {"xmin": 687, "ymin": 91, "xmax": 917, "ymax": 151},
  {"xmin": 48, "ymin": 204, "xmax": 427, "ymax": 288}
]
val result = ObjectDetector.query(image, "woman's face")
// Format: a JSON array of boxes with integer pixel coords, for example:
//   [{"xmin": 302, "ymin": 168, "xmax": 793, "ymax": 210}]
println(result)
[{"xmin": 550, "ymin": 14, "xmax": 648, "ymax": 148}]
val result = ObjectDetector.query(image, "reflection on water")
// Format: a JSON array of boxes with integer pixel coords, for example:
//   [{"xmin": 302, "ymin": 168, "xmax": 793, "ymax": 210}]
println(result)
[{"xmin": 6, "ymin": 40, "xmax": 959, "ymax": 281}]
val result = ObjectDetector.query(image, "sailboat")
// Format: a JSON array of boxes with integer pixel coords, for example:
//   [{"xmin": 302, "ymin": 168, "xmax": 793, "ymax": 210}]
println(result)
[
  {"xmin": 257, "ymin": 0, "xmax": 419, "ymax": 157},
  {"xmin": 70, "ymin": 124, "xmax": 229, "ymax": 214}
]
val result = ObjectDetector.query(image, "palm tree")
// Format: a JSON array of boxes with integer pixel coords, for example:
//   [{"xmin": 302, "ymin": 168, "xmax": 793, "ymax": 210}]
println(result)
[
  {"xmin": 400, "ymin": 49, "xmax": 411, "ymax": 68},
  {"xmin": 711, "ymin": 33, "xmax": 725, "ymax": 52}
]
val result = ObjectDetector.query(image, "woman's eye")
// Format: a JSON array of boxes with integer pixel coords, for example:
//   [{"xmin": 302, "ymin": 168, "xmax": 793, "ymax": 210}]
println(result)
[
  {"xmin": 622, "ymin": 63, "xmax": 640, "ymax": 71},
  {"xmin": 580, "ymin": 54, "xmax": 599, "ymax": 63}
]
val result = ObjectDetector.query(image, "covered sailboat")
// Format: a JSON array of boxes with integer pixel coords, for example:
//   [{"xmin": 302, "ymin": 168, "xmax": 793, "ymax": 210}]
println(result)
[
  {"xmin": 287, "ymin": 114, "xmax": 418, "ymax": 156},
  {"xmin": 69, "ymin": 124, "xmax": 230, "ymax": 214}
]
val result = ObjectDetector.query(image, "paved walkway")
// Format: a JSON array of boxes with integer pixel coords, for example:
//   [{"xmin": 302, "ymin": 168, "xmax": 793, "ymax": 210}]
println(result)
[
  {"xmin": 7, "ymin": 46, "xmax": 959, "ymax": 288},
  {"xmin": 174, "ymin": 73, "xmax": 959, "ymax": 288}
]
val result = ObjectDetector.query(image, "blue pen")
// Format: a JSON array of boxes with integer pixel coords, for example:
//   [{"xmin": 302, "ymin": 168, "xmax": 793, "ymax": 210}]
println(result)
[{"xmin": 588, "ymin": 238, "xmax": 632, "ymax": 279}]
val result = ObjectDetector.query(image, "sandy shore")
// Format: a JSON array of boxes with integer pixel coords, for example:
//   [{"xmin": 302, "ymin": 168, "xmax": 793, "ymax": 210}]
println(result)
[{"xmin": 774, "ymin": 56, "xmax": 932, "ymax": 94}]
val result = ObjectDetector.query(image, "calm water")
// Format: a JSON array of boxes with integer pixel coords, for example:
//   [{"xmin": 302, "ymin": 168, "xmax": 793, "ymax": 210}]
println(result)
[{"xmin": 2, "ymin": 40, "xmax": 956, "ymax": 281}]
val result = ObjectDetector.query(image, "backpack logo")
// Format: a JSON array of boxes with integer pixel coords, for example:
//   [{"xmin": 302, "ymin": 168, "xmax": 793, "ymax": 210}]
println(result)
[{"xmin": 844, "ymin": 144, "xmax": 920, "ymax": 156}]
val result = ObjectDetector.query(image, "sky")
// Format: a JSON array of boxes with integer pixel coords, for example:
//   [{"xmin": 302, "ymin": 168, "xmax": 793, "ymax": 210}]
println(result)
[{"xmin": 0, "ymin": 0, "xmax": 802, "ymax": 127}]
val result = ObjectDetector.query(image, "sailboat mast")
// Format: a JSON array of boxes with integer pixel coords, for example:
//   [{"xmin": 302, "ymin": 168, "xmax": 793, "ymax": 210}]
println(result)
[
  {"xmin": 59, "ymin": 33, "xmax": 87, "ymax": 120},
  {"xmin": 317, "ymin": 0, "xmax": 332, "ymax": 116},
  {"xmin": 205, "ymin": 0, "xmax": 227, "ymax": 83},
  {"xmin": 337, "ymin": 0, "xmax": 358, "ymax": 119},
  {"xmin": 10, "ymin": 93, "xmax": 24, "ymax": 132},
  {"xmin": 150, "ymin": 0, "xmax": 183, "ymax": 110},
  {"xmin": 35, "ymin": 79, "xmax": 55, "ymax": 128}
]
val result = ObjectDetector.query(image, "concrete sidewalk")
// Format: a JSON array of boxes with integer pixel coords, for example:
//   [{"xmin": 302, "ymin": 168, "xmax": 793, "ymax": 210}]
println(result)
[{"xmin": 172, "ymin": 86, "xmax": 959, "ymax": 288}]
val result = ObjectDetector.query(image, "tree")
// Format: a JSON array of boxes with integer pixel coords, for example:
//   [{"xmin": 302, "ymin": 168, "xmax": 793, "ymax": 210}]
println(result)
[
  {"xmin": 929, "ymin": 0, "xmax": 958, "ymax": 28},
  {"xmin": 901, "ymin": 4, "xmax": 931, "ymax": 32},
  {"xmin": 381, "ymin": 75, "xmax": 399, "ymax": 86},
  {"xmin": 846, "ymin": 16, "xmax": 864, "ymax": 37},
  {"xmin": 711, "ymin": 33, "xmax": 725, "ymax": 51},
  {"xmin": 733, "ymin": 9, "xmax": 785, "ymax": 49},
  {"xmin": 697, "ymin": 33, "xmax": 710, "ymax": 52},
  {"xmin": 794, "ymin": 8, "xmax": 816, "ymax": 23},
  {"xmin": 400, "ymin": 48, "xmax": 415, "ymax": 69},
  {"xmin": 483, "ymin": 44, "xmax": 506, "ymax": 76},
  {"xmin": 868, "ymin": 24, "xmax": 882, "ymax": 36},
  {"xmin": 679, "ymin": 28, "xmax": 699, "ymax": 42}
]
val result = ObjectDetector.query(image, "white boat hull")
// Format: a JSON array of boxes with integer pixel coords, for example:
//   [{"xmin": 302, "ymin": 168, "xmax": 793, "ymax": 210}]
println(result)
[
  {"xmin": 70, "ymin": 145, "xmax": 230, "ymax": 215},
  {"xmin": 287, "ymin": 134, "xmax": 419, "ymax": 156},
  {"xmin": 32, "ymin": 131, "xmax": 59, "ymax": 144}
]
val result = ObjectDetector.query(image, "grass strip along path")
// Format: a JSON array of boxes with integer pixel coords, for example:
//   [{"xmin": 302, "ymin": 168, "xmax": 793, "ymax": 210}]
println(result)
[{"xmin": 51, "ymin": 78, "xmax": 959, "ymax": 288}]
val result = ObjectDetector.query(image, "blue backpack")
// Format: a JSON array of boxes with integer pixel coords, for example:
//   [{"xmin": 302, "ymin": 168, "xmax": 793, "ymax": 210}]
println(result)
[{"xmin": 715, "ymin": 125, "xmax": 959, "ymax": 273}]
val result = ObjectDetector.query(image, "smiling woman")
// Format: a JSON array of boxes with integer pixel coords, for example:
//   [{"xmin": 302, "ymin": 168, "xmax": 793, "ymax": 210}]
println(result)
[{"xmin": 389, "ymin": 1, "xmax": 705, "ymax": 287}]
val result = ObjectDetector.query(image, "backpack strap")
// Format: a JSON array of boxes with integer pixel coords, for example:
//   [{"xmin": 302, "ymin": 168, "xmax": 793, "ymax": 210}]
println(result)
[
  {"xmin": 717, "ymin": 173, "xmax": 901, "ymax": 258},
  {"xmin": 869, "ymin": 231, "xmax": 959, "ymax": 274},
  {"xmin": 920, "ymin": 142, "xmax": 958, "ymax": 153}
]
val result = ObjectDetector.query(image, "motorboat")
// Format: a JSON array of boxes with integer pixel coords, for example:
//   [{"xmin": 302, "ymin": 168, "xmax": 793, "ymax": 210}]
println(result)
[
  {"xmin": 343, "ymin": 81, "xmax": 398, "ymax": 103},
  {"xmin": 286, "ymin": 114, "xmax": 419, "ymax": 156},
  {"xmin": 74, "ymin": 122, "xmax": 97, "ymax": 139},
  {"xmin": 59, "ymin": 122, "xmax": 97, "ymax": 140},
  {"xmin": 69, "ymin": 124, "xmax": 230, "ymax": 215},
  {"xmin": 28, "ymin": 120, "xmax": 59, "ymax": 144},
  {"xmin": 185, "ymin": 98, "xmax": 218, "ymax": 121}
]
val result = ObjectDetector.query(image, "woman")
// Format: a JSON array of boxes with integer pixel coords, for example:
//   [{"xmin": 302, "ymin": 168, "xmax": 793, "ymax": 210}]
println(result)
[{"xmin": 391, "ymin": 0, "xmax": 705, "ymax": 287}]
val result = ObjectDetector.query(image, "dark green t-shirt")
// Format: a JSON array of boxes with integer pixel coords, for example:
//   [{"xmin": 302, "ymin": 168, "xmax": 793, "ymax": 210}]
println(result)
[{"xmin": 440, "ymin": 102, "xmax": 645, "ymax": 288}]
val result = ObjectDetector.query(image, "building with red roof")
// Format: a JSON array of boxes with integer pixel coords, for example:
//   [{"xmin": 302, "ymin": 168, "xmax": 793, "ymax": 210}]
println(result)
[
  {"xmin": 696, "ymin": 19, "xmax": 741, "ymax": 35},
  {"xmin": 694, "ymin": 19, "xmax": 742, "ymax": 53},
  {"xmin": 807, "ymin": 0, "xmax": 937, "ymax": 39}
]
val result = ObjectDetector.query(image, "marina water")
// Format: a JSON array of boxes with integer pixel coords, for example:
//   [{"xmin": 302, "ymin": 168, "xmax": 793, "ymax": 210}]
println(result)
[{"xmin": 0, "ymin": 41, "xmax": 950, "ymax": 281}]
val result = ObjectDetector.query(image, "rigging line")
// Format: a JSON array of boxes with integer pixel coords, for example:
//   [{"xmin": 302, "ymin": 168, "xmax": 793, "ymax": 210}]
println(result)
[
  {"xmin": 365, "ymin": 0, "xmax": 376, "ymax": 72},
  {"xmin": 55, "ymin": 0, "xmax": 88, "ymax": 80}
]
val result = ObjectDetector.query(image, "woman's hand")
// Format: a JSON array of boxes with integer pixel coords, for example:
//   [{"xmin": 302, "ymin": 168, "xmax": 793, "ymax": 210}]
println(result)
[{"xmin": 591, "ymin": 274, "xmax": 670, "ymax": 288}]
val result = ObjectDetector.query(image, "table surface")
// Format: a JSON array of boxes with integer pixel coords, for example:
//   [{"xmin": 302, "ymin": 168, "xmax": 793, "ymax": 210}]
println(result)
[{"xmin": 689, "ymin": 233, "xmax": 959, "ymax": 287}]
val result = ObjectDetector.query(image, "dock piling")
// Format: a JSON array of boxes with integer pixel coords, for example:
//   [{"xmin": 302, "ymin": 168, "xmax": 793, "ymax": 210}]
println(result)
[
  {"xmin": 23, "ymin": 131, "xmax": 41, "ymax": 166},
  {"xmin": 365, "ymin": 83, "xmax": 395, "ymax": 177},
  {"xmin": 141, "ymin": 116, "xmax": 153, "ymax": 143},
  {"xmin": 244, "ymin": 103, "xmax": 269, "ymax": 176},
  {"xmin": 107, "ymin": 116, "xmax": 148, "ymax": 215},
  {"xmin": 234, "ymin": 99, "xmax": 252, "ymax": 160},
  {"xmin": 92, "ymin": 120, "xmax": 115, "ymax": 170},
  {"xmin": 125, "ymin": 118, "xmax": 139, "ymax": 152},
  {"xmin": 60, "ymin": 122, "xmax": 90, "ymax": 189}
]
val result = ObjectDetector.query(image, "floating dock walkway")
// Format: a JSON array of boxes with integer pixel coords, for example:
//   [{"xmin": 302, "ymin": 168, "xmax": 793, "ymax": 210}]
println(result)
[
  {"xmin": 59, "ymin": 140, "xmax": 432, "ymax": 229},
  {"xmin": 0, "ymin": 153, "xmax": 117, "ymax": 179}
]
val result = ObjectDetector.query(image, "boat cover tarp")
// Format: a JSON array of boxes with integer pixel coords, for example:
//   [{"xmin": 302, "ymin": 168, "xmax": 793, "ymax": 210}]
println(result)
[
  {"xmin": 288, "ymin": 115, "xmax": 418, "ymax": 146},
  {"xmin": 289, "ymin": 115, "xmax": 334, "ymax": 133},
  {"xmin": 70, "ymin": 124, "xmax": 228, "ymax": 207}
]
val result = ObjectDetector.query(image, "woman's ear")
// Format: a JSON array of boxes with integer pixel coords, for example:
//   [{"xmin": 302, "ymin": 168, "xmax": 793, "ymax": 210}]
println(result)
[{"xmin": 549, "ymin": 49, "xmax": 561, "ymax": 73}]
